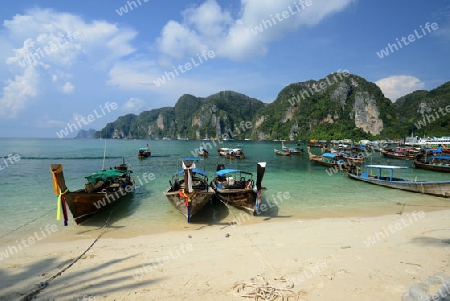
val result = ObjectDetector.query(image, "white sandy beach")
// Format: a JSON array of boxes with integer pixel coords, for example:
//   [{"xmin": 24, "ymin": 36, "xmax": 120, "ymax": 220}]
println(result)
[{"xmin": 1, "ymin": 207, "xmax": 449, "ymax": 301}]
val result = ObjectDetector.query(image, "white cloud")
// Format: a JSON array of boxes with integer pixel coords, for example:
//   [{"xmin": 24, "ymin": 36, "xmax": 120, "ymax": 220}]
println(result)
[
  {"xmin": 107, "ymin": 59, "xmax": 159, "ymax": 91},
  {"xmin": 122, "ymin": 98, "xmax": 147, "ymax": 113},
  {"xmin": 61, "ymin": 81, "xmax": 75, "ymax": 94},
  {"xmin": 0, "ymin": 66, "xmax": 39, "ymax": 118},
  {"xmin": 375, "ymin": 75, "xmax": 425, "ymax": 102},
  {"xmin": 156, "ymin": 0, "xmax": 356, "ymax": 61},
  {"xmin": 0, "ymin": 8, "xmax": 138, "ymax": 119}
]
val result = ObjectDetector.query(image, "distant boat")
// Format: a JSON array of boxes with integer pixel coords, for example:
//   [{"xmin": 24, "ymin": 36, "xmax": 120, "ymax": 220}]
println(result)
[
  {"xmin": 138, "ymin": 143, "xmax": 151, "ymax": 158},
  {"xmin": 50, "ymin": 159, "xmax": 135, "ymax": 225},
  {"xmin": 414, "ymin": 153, "xmax": 450, "ymax": 173},
  {"xmin": 218, "ymin": 145, "xmax": 245, "ymax": 159},
  {"xmin": 197, "ymin": 144, "xmax": 209, "ymax": 158},
  {"xmin": 163, "ymin": 158, "xmax": 215, "ymax": 223},
  {"xmin": 210, "ymin": 162, "xmax": 266, "ymax": 214},
  {"xmin": 274, "ymin": 148, "xmax": 291, "ymax": 156},
  {"xmin": 347, "ymin": 164, "xmax": 450, "ymax": 197},
  {"xmin": 281, "ymin": 141, "xmax": 304, "ymax": 155},
  {"xmin": 307, "ymin": 147, "xmax": 354, "ymax": 169},
  {"xmin": 380, "ymin": 147, "xmax": 418, "ymax": 160}
]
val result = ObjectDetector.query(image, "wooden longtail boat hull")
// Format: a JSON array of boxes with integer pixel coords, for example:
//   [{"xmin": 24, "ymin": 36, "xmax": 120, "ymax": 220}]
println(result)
[
  {"xmin": 310, "ymin": 157, "xmax": 336, "ymax": 167},
  {"xmin": 64, "ymin": 187, "xmax": 134, "ymax": 224},
  {"xmin": 211, "ymin": 185, "xmax": 266, "ymax": 213},
  {"xmin": 380, "ymin": 149, "xmax": 415, "ymax": 160},
  {"xmin": 211, "ymin": 162, "xmax": 266, "ymax": 214},
  {"xmin": 413, "ymin": 160, "xmax": 450, "ymax": 173},
  {"xmin": 164, "ymin": 189, "xmax": 215, "ymax": 219},
  {"xmin": 165, "ymin": 159, "xmax": 214, "ymax": 222},
  {"xmin": 51, "ymin": 163, "xmax": 134, "ymax": 225},
  {"xmin": 308, "ymin": 152, "xmax": 341, "ymax": 167},
  {"xmin": 274, "ymin": 148, "xmax": 291, "ymax": 156},
  {"xmin": 347, "ymin": 173, "xmax": 450, "ymax": 197},
  {"xmin": 198, "ymin": 150, "xmax": 209, "ymax": 157},
  {"xmin": 138, "ymin": 150, "xmax": 151, "ymax": 158}
]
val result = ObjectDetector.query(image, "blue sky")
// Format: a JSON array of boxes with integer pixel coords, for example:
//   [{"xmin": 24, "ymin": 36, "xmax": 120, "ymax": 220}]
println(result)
[{"xmin": 0, "ymin": 0, "xmax": 449, "ymax": 138}]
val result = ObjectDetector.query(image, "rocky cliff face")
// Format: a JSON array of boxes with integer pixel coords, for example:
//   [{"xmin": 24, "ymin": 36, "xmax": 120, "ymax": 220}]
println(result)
[
  {"xmin": 96, "ymin": 91, "xmax": 264, "ymax": 139},
  {"xmin": 353, "ymin": 91, "xmax": 383, "ymax": 136},
  {"xmin": 95, "ymin": 73, "xmax": 447, "ymax": 140},
  {"xmin": 251, "ymin": 73, "xmax": 390, "ymax": 140}
]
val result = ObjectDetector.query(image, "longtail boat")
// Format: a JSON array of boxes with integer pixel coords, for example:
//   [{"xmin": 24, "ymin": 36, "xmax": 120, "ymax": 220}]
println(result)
[
  {"xmin": 197, "ymin": 144, "xmax": 209, "ymax": 158},
  {"xmin": 138, "ymin": 143, "xmax": 151, "ymax": 158},
  {"xmin": 380, "ymin": 147, "xmax": 418, "ymax": 160},
  {"xmin": 274, "ymin": 148, "xmax": 291, "ymax": 156},
  {"xmin": 347, "ymin": 164, "xmax": 450, "ymax": 197},
  {"xmin": 218, "ymin": 145, "xmax": 245, "ymax": 159},
  {"xmin": 281, "ymin": 141, "xmax": 304, "ymax": 155},
  {"xmin": 307, "ymin": 147, "xmax": 358, "ymax": 169},
  {"xmin": 50, "ymin": 159, "xmax": 134, "ymax": 225},
  {"xmin": 210, "ymin": 162, "xmax": 266, "ymax": 214},
  {"xmin": 414, "ymin": 153, "xmax": 450, "ymax": 173},
  {"xmin": 163, "ymin": 158, "xmax": 215, "ymax": 223}
]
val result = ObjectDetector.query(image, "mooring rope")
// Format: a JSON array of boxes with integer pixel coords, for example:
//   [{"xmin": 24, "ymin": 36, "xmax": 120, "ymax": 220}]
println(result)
[
  {"xmin": 0, "ymin": 208, "xmax": 56, "ymax": 245},
  {"xmin": 19, "ymin": 210, "xmax": 114, "ymax": 301}
]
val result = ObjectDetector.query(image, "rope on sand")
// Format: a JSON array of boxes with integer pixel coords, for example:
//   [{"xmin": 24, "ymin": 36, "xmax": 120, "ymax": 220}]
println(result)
[
  {"xmin": 232, "ymin": 274, "xmax": 299, "ymax": 301},
  {"xmin": 19, "ymin": 210, "xmax": 114, "ymax": 301}
]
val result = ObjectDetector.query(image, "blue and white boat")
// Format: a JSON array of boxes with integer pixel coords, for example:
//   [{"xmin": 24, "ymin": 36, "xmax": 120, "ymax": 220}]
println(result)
[{"xmin": 347, "ymin": 164, "xmax": 450, "ymax": 197}]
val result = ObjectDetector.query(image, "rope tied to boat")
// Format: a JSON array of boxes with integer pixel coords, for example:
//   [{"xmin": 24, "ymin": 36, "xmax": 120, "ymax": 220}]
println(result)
[
  {"xmin": 19, "ymin": 210, "xmax": 114, "ymax": 301},
  {"xmin": 56, "ymin": 188, "xmax": 69, "ymax": 226},
  {"xmin": 178, "ymin": 189, "xmax": 195, "ymax": 206}
]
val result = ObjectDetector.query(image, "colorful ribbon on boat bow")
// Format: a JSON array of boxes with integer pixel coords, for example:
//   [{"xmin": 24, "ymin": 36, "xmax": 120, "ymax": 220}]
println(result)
[
  {"xmin": 178, "ymin": 189, "xmax": 195, "ymax": 206},
  {"xmin": 56, "ymin": 188, "xmax": 69, "ymax": 226}
]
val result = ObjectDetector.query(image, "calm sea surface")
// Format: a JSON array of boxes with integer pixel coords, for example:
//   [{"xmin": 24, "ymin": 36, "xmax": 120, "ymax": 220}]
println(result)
[{"xmin": 0, "ymin": 138, "xmax": 449, "ymax": 242}]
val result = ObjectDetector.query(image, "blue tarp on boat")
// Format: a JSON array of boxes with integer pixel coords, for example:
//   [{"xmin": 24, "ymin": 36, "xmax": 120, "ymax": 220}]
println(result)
[
  {"xmin": 431, "ymin": 156, "xmax": 450, "ymax": 160},
  {"xmin": 174, "ymin": 168, "xmax": 207, "ymax": 176},
  {"xmin": 322, "ymin": 153, "xmax": 336, "ymax": 159},
  {"xmin": 216, "ymin": 169, "xmax": 240, "ymax": 176}
]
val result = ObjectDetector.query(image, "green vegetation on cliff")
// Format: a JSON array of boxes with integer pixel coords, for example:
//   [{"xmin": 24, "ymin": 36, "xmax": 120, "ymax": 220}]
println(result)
[{"xmin": 93, "ymin": 74, "xmax": 449, "ymax": 140}]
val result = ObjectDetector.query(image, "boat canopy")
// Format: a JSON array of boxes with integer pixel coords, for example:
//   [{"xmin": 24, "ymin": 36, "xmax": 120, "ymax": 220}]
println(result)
[
  {"xmin": 174, "ymin": 168, "xmax": 207, "ymax": 177},
  {"xmin": 322, "ymin": 153, "xmax": 336, "ymax": 159},
  {"xmin": 85, "ymin": 169, "xmax": 127, "ymax": 185},
  {"xmin": 366, "ymin": 165, "xmax": 407, "ymax": 169},
  {"xmin": 364, "ymin": 165, "xmax": 407, "ymax": 181},
  {"xmin": 139, "ymin": 147, "xmax": 149, "ymax": 151},
  {"xmin": 216, "ymin": 169, "xmax": 252, "ymax": 176},
  {"xmin": 432, "ymin": 156, "xmax": 450, "ymax": 160}
]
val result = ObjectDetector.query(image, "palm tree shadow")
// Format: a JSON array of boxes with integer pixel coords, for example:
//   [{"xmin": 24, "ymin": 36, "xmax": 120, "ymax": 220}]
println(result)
[
  {"xmin": 0, "ymin": 253, "xmax": 163, "ymax": 300},
  {"xmin": 412, "ymin": 236, "xmax": 450, "ymax": 247}
]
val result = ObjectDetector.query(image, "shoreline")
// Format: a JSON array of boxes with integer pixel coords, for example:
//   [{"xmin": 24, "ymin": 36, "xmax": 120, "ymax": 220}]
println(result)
[
  {"xmin": 1, "ymin": 207, "xmax": 449, "ymax": 300},
  {"xmin": 2, "ymin": 195, "xmax": 449, "ymax": 242}
]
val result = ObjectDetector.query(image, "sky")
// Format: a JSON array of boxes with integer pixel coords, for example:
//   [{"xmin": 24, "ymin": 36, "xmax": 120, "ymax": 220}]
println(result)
[{"xmin": 0, "ymin": 0, "xmax": 449, "ymax": 138}]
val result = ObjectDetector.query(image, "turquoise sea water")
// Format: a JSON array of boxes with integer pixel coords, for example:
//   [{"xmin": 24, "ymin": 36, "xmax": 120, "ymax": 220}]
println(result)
[{"xmin": 0, "ymin": 138, "xmax": 449, "ymax": 243}]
